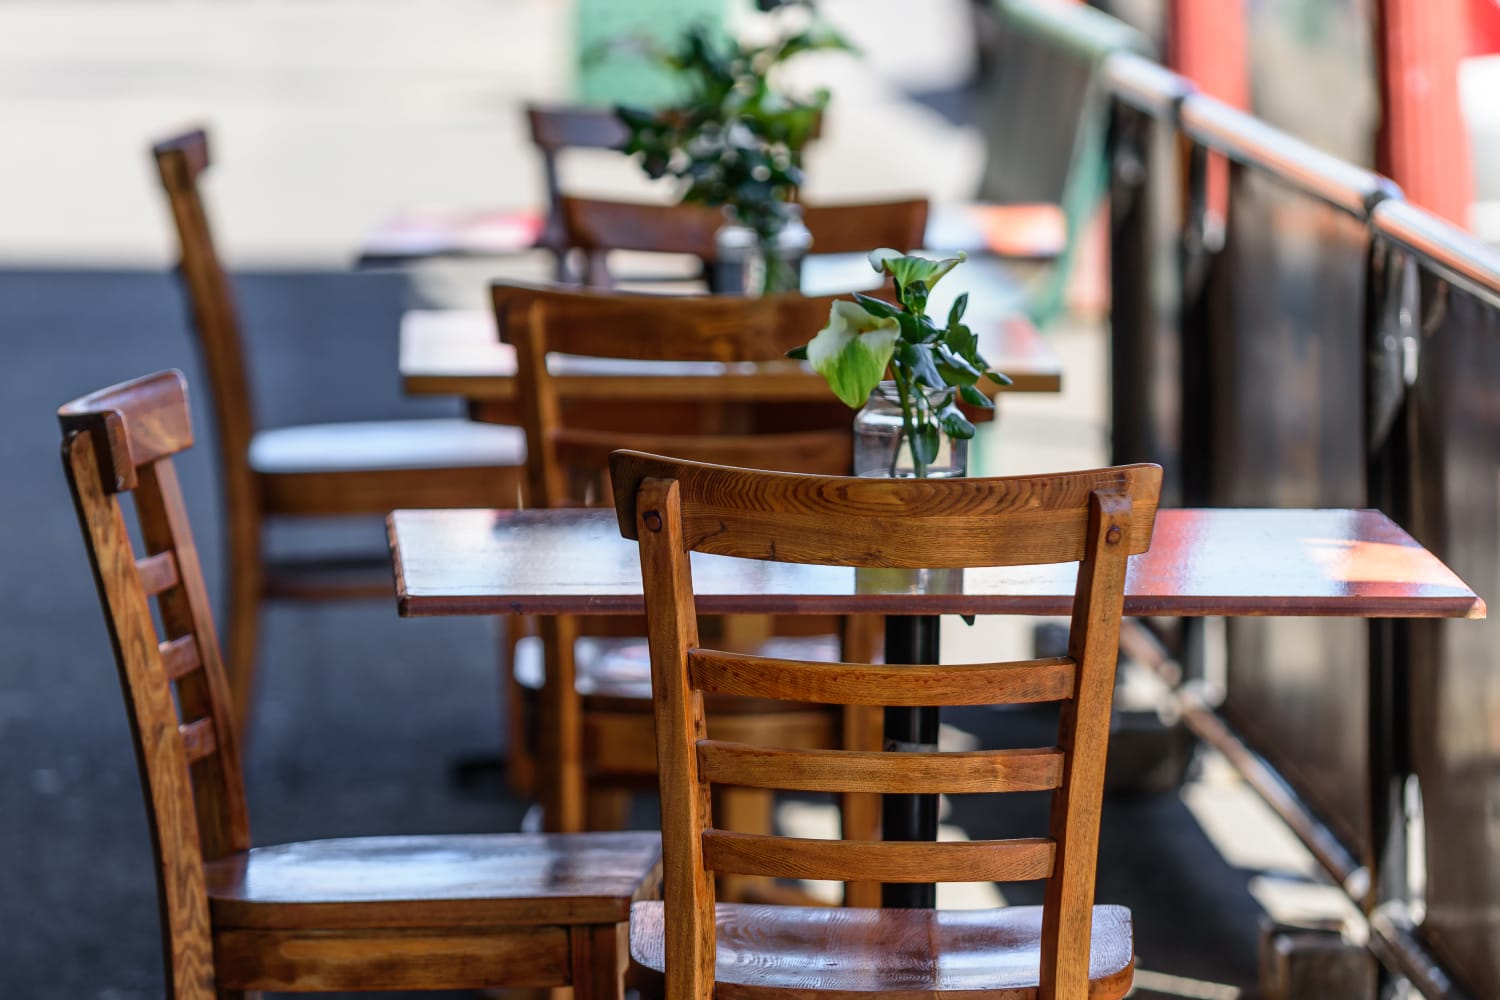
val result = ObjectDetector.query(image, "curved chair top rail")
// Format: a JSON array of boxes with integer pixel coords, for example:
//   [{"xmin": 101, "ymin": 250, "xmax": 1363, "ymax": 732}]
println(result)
[
  {"xmin": 1181, "ymin": 94, "xmax": 1402, "ymax": 218},
  {"xmin": 1102, "ymin": 51, "xmax": 1194, "ymax": 119},
  {"xmin": 57, "ymin": 369, "xmax": 193, "ymax": 494},
  {"xmin": 525, "ymin": 103, "xmax": 629, "ymax": 152},
  {"xmin": 1373, "ymin": 199, "xmax": 1500, "ymax": 310},
  {"xmin": 610, "ymin": 450, "xmax": 1162, "ymax": 569}
]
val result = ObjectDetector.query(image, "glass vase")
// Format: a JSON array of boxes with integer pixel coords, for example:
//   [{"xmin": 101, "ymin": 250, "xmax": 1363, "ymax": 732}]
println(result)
[
  {"xmin": 852, "ymin": 381, "xmax": 969, "ymax": 479},
  {"xmin": 710, "ymin": 205, "xmax": 811, "ymax": 296}
]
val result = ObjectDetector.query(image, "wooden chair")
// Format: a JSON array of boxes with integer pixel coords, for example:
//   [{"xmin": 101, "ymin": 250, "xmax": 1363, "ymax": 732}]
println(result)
[
  {"xmin": 58, "ymin": 369, "xmax": 661, "ymax": 997},
  {"xmin": 526, "ymin": 104, "xmax": 632, "ymax": 281},
  {"xmin": 151, "ymin": 128, "xmax": 527, "ymax": 733},
  {"xmin": 613, "ymin": 451, "xmax": 1162, "ymax": 1000},
  {"xmin": 559, "ymin": 195, "xmax": 930, "ymax": 288},
  {"xmin": 494, "ymin": 283, "xmax": 883, "ymax": 885}
]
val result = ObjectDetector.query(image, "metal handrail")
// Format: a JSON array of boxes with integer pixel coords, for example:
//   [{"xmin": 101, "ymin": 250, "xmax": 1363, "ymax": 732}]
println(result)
[
  {"xmin": 1181, "ymin": 94, "xmax": 1402, "ymax": 217},
  {"xmin": 1103, "ymin": 51, "xmax": 1193, "ymax": 119},
  {"xmin": 1373, "ymin": 200, "xmax": 1500, "ymax": 308}
]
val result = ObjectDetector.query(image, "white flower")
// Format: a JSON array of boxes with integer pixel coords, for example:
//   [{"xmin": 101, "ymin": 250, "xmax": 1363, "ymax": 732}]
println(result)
[{"xmin": 806, "ymin": 300, "xmax": 899, "ymax": 408}]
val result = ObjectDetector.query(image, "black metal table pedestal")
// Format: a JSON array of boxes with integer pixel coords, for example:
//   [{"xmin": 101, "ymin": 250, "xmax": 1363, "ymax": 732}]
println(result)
[{"xmin": 880, "ymin": 614, "xmax": 942, "ymax": 908}]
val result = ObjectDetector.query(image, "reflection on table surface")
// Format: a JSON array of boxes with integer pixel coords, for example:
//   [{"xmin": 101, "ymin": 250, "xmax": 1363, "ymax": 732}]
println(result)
[{"xmin": 388, "ymin": 507, "xmax": 1485, "ymax": 621}]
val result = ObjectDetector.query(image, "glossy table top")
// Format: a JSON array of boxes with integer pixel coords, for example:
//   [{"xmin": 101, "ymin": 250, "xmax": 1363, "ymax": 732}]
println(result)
[
  {"xmin": 400, "ymin": 309, "xmax": 1063, "ymax": 400},
  {"xmin": 388, "ymin": 507, "xmax": 1485, "ymax": 620}
]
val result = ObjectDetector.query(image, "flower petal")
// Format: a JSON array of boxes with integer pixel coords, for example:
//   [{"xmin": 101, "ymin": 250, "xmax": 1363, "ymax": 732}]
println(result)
[{"xmin": 806, "ymin": 302, "xmax": 898, "ymax": 407}]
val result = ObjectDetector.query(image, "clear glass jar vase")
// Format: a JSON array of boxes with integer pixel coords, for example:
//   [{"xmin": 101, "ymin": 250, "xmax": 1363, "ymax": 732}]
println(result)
[
  {"xmin": 710, "ymin": 205, "xmax": 811, "ymax": 296},
  {"xmin": 852, "ymin": 381, "xmax": 969, "ymax": 479}
]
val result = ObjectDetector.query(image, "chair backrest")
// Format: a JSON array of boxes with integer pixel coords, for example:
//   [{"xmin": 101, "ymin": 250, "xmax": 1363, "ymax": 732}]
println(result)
[
  {"xmin": 491, "ymin": 283, "xmax": 857, "ymax": 507},
  {"xmin": 151, "ymin": 129, "xmax": 257, "ymax": 499},
  {"xmin": 59, "ymin": 369, "xmax": 250, "ymax": 999},
  {"xmin": 526, "ymin": 104, "xmax": 632, "ymax": 275},
  {"xmin": 611, "ymin": 451, "xmax": 1162, "ymax": 1000},
  {"xmin": 559, "ymin": 196, "xmax": 931, "ymax": 287}
]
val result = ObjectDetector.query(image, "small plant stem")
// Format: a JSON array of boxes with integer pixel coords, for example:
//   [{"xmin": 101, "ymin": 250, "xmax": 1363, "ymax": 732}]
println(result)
[{"xmin": 890, "ymin": 369, "xmax": 926, "ymax": 479}]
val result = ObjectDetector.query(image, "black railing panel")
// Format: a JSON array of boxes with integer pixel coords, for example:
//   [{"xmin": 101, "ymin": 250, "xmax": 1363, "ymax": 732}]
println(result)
[
  {"xmin": 1183, "ymin": 94, "xmax": 1400, "ymax": 865},
  {"xmin": 1374, "ymin": 200, "xmax": 1500, "ymax": 999}
]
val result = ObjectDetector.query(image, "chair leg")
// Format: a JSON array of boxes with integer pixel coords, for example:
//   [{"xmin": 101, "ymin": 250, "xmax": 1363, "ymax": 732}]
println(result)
[
  {"xmin": 222, "ymin": 505, "xmax": 264, "ymax": 739},
  {"xmin": 586, "ymin": 784, "xmax": 632, "ymax": 830},
  {"xmin": 503, "ymin": 616, "xmax": 537, "ymax": 798},
  {"xmin": 539, "ymin": 614, "xmax": 586, "ymax": 833},
  {"xmin": 570, "ymin": 923, "xmax": 628, "ymax": 1000}
]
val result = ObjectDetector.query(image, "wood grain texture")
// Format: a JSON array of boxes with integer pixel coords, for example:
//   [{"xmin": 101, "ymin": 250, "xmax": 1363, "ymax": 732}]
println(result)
[
  {"xmin": 211, "ymin": 925, "xmax": 571, "ymax": 992},
  {"xmin": 400, "ymin": 305, "xmax": 1063, "ymax": 399},
  {"xmin": 388, "ymin": 507, "xmax": 1486, "ymax": 620},
  {"xmin": 630, "ymin": 902, "xmax": 1135, "ymax": 999},
  {"xmin": 502, "ymin": 281, "xmax": 874, "ymax": 850},
  {"xmin": 691, "ymin": 651, "xmax": 1075, "ymax": 706},
  {"xmin": 158, "ymin": 635, "xmax": 202, "ymax": 682},
  {"xmin": 60, "ymin": 372, "xmax": 662, "ymax": 999},
  {"xmin": 137, "ymin": 550, "xmax": 182, "ymax": 597},
  {"xmin": 701, "ymin": 833, "xmax": 1055, "ymax": 884},
  {"xmin": 557, "ymin": 196, "xmax": 929, "ymax": 286},
  {"xmin": 611, "ymin": 454, "xmax": 1162, "ymax": 567},
  {"xmin": 57, "ymin": 369, "xmax": 194, "ymax": 492},
  {"xmin": 61, "ymin": 425, "xmax": 220, "ymax": 999},
  {"xmin": 1040, "ymin": 494, "xmax": 1133, "ymax": 999},
  {"xmin": 203, "ymin": 832, "xmax": 663, "ymax": 928},
  {"xmin": 629, "ymin": 461, "xmax": 1150, "ymax": 1000},
  {"xmin": 697, "ymin": 742, "xmax": 1064, "ymax": 794}
]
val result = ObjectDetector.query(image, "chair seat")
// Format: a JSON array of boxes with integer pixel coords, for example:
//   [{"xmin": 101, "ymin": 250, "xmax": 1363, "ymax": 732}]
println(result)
[
  {"xmin": 249, "ymin": 418, "xmax": 524, "ymax": 474},
  {"xmin": 205, "ymin": 831, "xmax": 661, "ymax": 930},
  {"xmin": 629, "ymin": 901, "xmax": 1134, "ymax": 999}
]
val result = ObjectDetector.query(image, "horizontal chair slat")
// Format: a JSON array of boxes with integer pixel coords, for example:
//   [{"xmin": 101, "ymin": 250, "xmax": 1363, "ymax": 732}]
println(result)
[
  {"xmin": 697, "ymin": 742, "xmax": 1065, "ymax": 794},
  {"xmin": 690, "ymin": 650, "xmax": 1076, "ymax": 706},
  {"xmin": 701, "ymin": 832, "xmax": 1055, "ymax": 884},
  {"xmin": 136, "ymin": 550, "xmax": 180, "ymax": 596},
  {"xmin": 159, "ymin": 635, "xmax": 202, "ymax": 682},
  {"xmin": 179, "ymin": 717, "xmax": 217, "ymax": 764}
]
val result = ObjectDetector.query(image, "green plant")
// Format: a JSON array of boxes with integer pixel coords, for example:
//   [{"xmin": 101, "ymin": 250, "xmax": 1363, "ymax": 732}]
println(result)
[
  {"xmin": 613, "ymin": 18, "xmax": 852, "ymax": 289},
  {"xmin": 789, "ymin": 250, "xmax": 1012, "ymax": 478}
]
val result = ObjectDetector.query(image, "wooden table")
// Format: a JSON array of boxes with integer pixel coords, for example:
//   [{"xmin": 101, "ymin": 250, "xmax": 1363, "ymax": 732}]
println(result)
[
  {"xmin": 359, "ymin": 202, "xmax": 1067, "ymax": 268},
  {"xmin": 388, "ymin": 505, "xmax": 1483, "ymax": 905},
  {"xmin": 388, "ymin": 507, "xmax": 1484, "ymax": 621}
]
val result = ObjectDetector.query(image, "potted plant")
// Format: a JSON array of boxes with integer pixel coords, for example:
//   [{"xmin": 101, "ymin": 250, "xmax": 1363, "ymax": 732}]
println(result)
[
  {"xmin": 789, "ymin": 249, "xmax": 1012, "ymax": 478},
  {"xmin": 613, "ymin": 16, "xmax": 852, "ymax": 295}
]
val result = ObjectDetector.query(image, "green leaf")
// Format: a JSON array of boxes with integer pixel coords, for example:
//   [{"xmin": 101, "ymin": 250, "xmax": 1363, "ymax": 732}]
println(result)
[
  {"xmin": 938, "ymin": 404, "xmax": 976, "ymax": 441},
  {"xmin": 852, "ymin": 292, "xmax": 900, "ymax": 319},
  {"xmin": 869, "ymin": 250, "xmax": 968, "ymax": 296},
  {"xmin": 986, "ymin": 369, "xmax": 1014, "ymax": 386},
  {"xmin": 903, "ymin": 279, "xmax": 929, "ymax": 317},
  {"xmin": 948, "ymin": 292, "xmax": 968, "ymax": 326},
  {"xmin": 945, "ymin": 320, "xmax": 977, "ymax": 360},
  {"xmin": 895, "ymin": 311, "xmax": 926, "ymax": 344},
  {"xmin": 897, "ymin": 342, "xmax": 943, "ymax": 389},
  {"xmin": 959, "ymin": 384, "xmax": 995, "ymax": 409},
  {"xmin": 785, "ymin": 345, "xmax": 808, "ymax": 360},
  {"xmin": 934, "ymin": 344, "xmax": 982, "ymax": 387}
]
